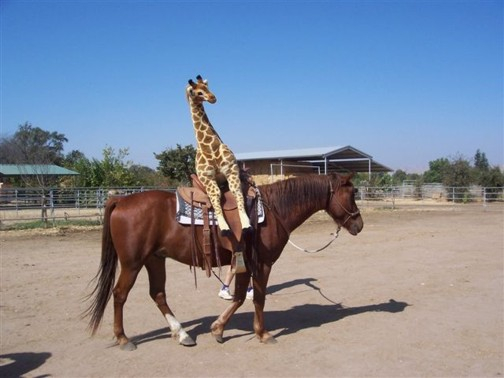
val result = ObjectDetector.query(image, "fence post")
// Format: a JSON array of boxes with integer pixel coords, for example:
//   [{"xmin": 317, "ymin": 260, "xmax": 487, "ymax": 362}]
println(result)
[
  {"xmin": 483, "ymin": 187, "xmax": 487, "ymax": 209},
  {"xmin": 15, "ymin": 189, "xmax": 19, "ymax": 215},
  {"xmin": 50, "ymin": 189, "xmax": 56, "ymax": 226}
]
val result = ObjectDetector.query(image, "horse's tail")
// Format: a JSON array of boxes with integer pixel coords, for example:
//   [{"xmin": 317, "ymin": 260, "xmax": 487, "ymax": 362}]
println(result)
[{"xmin": 83, "ymin": 198, "xmax": 120, "ymax": 335}]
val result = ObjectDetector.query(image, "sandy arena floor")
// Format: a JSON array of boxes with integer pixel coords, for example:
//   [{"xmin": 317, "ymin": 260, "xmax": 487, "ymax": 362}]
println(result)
[{"xmin": 1, "ymin": 206, "xmax": 503, "ymax": 377}]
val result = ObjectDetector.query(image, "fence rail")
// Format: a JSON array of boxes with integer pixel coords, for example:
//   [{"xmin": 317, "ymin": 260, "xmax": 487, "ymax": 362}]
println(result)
[{"xmin": 1, "ymin": 184, "xmax": 503, "ymax": 227}]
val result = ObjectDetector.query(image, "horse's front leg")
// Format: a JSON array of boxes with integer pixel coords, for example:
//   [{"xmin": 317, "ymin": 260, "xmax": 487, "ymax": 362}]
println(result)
[
  {"xmin": 252, "ymin": 264, "xmax": 277, "ymax": 344},
  {"xmin": 145, "ymin": 256, "xmax": 195, "ymax": 346},
  {"xmin": 211, "ymin": 272, "xmax": 249, "ymax": 343}
]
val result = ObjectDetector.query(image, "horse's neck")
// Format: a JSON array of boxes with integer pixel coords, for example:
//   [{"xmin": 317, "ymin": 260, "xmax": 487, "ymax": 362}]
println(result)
[{"xmin": 262, "ymin": 177, "xmax": 329, "ymax": 233}]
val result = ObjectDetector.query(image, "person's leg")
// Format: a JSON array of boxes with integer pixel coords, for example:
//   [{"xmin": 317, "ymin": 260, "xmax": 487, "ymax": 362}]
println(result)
[
  {"xmin": 218, "ymin": 266, "xmax": 235, "ymax": 300},
  {"xmin": 246, "ymin": 278, "xmax": 254, "ymax": 300}
]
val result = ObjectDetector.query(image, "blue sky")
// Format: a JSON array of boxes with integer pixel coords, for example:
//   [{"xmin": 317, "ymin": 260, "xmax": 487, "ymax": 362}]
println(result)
[{"xmin": 1, "ymin": 0, "xmax": 502, "ymax": 172}]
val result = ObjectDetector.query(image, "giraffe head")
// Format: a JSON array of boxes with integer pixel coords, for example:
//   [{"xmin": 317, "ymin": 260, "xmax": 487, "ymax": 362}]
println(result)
[{"xmin": 186, "ymin": 75, "xmax": 217, "ymax": 105}]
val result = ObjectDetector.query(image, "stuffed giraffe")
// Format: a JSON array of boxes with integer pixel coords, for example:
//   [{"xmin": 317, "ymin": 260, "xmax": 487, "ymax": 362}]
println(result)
[{"xmin": 186, "ymin": 75, "xmax": 251, "ymax": 237}]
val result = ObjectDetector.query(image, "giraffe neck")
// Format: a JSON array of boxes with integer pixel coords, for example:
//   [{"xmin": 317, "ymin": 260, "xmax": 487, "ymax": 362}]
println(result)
[{"xmin": 189, "ymin": 100, "xmax": 222, "ymax": 146}]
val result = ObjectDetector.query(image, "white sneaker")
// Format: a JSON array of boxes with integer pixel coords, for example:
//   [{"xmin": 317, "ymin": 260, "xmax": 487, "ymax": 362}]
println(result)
[
  {"xmin": 218, "ymin": 287, "xmax": 233, "ymax": 300},
  {"xmin": 246, "ymin": 288, "xmax": 254, "ymax": 300}
]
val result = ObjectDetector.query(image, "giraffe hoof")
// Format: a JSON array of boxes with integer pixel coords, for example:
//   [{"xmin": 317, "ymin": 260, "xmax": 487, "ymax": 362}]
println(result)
[
  {"xmin": 242, "ymin": 226, "xmax": 253, "ymax": 236},
  {"xmin": 220, "ymin": 229, "xmax": 232, "ymax": 237}
]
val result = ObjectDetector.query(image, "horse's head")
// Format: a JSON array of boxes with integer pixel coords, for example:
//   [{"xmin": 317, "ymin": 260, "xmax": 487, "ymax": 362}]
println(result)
[
  {"xmin": 186, "ymin": 75, "xmax": 217, "ymax": 104},
  {"xmin": 326, "ymin": 173, "xmax": 363, "ymax": 235}
]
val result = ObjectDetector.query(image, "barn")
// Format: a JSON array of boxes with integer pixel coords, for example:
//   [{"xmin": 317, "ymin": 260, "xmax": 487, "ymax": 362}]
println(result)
[{"xmin": 235, "ymin": 146, "xmax": 392, "ymax": 184}]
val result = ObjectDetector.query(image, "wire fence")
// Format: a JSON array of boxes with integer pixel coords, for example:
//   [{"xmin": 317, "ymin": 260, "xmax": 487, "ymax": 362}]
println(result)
[{"xmin": 1, "ymin": 184, "xmax": 503, "ymax": 227}]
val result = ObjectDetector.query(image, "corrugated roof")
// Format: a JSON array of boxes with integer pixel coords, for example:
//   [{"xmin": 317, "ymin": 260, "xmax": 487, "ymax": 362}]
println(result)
[
  {"xmin": 235, "ymin": 146, "xmax": 344, "ymax": 160},
  {"xmin": 0, "ymin": 164, "xmax": 79, "ymax": 176},
  {"xmin": 235, "ymin": 146, "xmax": 392, "ymax": 173},
  {"xmin": 236, "ymin": 146, "xmax": 372, "ymax": 160}
]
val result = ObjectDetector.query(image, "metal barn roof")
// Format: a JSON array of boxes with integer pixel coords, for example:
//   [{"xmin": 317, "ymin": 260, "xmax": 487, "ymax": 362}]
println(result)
[
  {"xmin": 0, "ymin": 164, "xmax": 79, "ymax": 176},
  {"xmin": 235, "ymin": 146, "xmax": 392, "ymax": 174}
]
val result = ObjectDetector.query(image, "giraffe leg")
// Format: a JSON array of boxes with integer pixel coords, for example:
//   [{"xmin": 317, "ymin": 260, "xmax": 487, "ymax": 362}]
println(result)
[
  {"xmin": 197, "ymin": 172, "xmax": 231, "ymax": 235},
  {"xmin": 221, "ymin": 160, "xmax": 251, "ymax": 232}
]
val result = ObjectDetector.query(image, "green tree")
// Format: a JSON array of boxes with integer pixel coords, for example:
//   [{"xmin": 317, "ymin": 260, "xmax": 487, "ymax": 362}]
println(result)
[
  {"xmin": 0, "ymin": 122, "xmax": 68, "ymax": 165},
  {"xmin": 67, "ymin": 146, "xmax": 135, "ymax": 187},
  {"xmin": 392, "ymin": 169, "xmax": 408, "ymax": 185},
  {"xmin": 90, "ymin": 146, "xmax": 136, "ymax": 187},
  {"xmin": 155, "ymin": 144, "xmax": 196, "ymax": 185},
  {"xmin": 63, "ymin": 150, "xmax": 87, "ymax": 167},
  {"xmin": 128, "ymin": 164, "xmax": 167, "ymax": 187},
  {"xmin": 443, "ymin": 156, "xmax": 472, "ymax": 187},
  {"xmin": 443, "ymin": 156, "xmax": 473, "ymax": 202},
  {"xmin": 474, "ymin": 149, "xmax": 490, "ymax": 171},
  {"xmin": 423, "ymin": 158, "xmax": 450, "ymax": 183},
  {"xmin": 472, "ymin": 149, "xmax": 496, "ymax": 186},
  {"xmin": 0, "ymin": 123, "xmax": 69, "ymax": 187}
]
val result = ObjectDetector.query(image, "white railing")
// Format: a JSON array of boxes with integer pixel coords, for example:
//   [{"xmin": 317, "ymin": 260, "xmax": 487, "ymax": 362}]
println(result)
[
  {"xmin": 1, "ymin": 185, "xmax": 502, "ymax": 226},
  {"xmin": 357, "ymin": 185, "xmax": 503, "ymax": 210}
]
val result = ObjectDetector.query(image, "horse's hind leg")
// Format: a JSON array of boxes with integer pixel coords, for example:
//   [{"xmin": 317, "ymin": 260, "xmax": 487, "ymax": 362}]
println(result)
[
  {"xmin": 145, "ymin": 256, "xmax": 196, "ymax": 346},
  {"xmin": 113, "ymin": 265, "xmax": 142, "ymax": 351}
]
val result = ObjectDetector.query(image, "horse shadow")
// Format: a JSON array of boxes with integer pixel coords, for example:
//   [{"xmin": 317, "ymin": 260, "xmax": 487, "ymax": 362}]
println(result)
[
  {"xmin": 130, "ymin": 278, "xmax": 410, "ymax": 345},
  {"xmin": 0, "ymin": 352, "xmax": 52, "ymax": 378}
]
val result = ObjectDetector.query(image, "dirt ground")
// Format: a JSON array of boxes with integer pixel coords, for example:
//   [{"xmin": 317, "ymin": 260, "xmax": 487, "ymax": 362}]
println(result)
[{"xmin": 1, "ymin": 205, "xmax": 503, "ymax": 377}]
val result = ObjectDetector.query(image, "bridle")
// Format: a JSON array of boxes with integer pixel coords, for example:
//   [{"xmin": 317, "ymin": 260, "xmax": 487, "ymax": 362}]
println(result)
[
  {"xmin": 329, "ymin": 180, "xmax": 361, "ymax": 228},
  {"xmin": 274, "ymin": 179, "xmax": 361, "ymax": 254}
]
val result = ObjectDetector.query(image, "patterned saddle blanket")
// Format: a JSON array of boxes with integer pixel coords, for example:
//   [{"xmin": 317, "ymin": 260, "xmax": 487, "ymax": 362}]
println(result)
[{"xmin": 175, "ymin": 189, "xmax": 265, "ymax": 226}]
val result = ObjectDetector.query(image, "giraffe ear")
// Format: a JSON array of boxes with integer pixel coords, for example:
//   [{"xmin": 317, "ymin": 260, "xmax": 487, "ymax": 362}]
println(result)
[{"xmin": 203, "ymin": 79, "xmax": 208, "ymax": 85}]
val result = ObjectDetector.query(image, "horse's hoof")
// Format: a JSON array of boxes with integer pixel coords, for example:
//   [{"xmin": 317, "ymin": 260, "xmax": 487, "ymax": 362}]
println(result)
[
  {"xmin": 213, "ymin": 333, "xmax": 224, "ymax": 344},
  {"xmin": 260, "ymin": 336, "xmax": 277, "ymax": 345},
  {"xmin": 211, "ymin": 321, "xmax": 224, "ymax": 343},
  {"xmin": 179, "ymin": 335, "xmax": 196, "ymax": 347},
  {"xmin": 119, "ymin": 341, "xmax": 137, "ymax": 351}
]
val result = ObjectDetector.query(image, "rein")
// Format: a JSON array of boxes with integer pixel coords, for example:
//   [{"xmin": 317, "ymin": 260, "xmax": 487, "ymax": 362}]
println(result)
[{"xmin": 287, "ymin": 227, "xmax": 341, "ymax": 253}]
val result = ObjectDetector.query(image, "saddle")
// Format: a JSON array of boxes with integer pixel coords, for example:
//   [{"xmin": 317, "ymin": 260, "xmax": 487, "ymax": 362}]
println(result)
[{"xmin": 176, "ymin": 174, "xmax": 256, "ymax": 278}]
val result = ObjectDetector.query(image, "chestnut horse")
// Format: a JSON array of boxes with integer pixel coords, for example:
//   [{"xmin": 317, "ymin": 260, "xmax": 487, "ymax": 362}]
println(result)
[{"xmin": 85, "ymin": 173, "xmax": 363, "ymax": 350}]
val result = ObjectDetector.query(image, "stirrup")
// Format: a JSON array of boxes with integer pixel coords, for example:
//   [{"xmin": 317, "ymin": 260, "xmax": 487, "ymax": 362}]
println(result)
[{"xmin": 231, "ymin": 252, "xmax": 247, "ymax": 274}]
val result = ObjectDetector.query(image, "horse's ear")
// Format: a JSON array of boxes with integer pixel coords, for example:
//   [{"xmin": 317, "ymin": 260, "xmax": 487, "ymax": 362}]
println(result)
[{"xmin": 339, "ymin": 172, "xmax": 355, "ymax": 185}]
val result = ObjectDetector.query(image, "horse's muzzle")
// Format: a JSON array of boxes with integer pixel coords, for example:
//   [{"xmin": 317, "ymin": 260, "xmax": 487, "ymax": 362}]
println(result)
[{"xmin": 347, "ymin": 214, "xmax": 364, "ymax": 235}]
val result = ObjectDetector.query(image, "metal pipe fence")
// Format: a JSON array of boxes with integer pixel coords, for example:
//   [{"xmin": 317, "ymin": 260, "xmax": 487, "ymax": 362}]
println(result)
[
  {"xmin": 356, "ymin": 185, "xmax": 503, "ymax": 211},
  {"xmin": 1, "ymin": 184, "xmax": 502, "ymax": 227}
]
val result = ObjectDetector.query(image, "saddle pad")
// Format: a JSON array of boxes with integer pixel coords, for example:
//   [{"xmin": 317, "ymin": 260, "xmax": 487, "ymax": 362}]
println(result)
[{"xmin": 176, "ymin": 191, "xmax": 265, "ymax": 226}]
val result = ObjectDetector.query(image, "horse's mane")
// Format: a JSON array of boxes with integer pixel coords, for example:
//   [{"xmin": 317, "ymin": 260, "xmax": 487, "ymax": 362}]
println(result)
[{"xmin": 259, "ymin": 174, "xmax": 335, "ymax": 219}]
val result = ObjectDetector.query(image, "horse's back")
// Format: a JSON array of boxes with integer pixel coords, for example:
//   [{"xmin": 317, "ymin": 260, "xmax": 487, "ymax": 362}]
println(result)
[
  {"xmin": 108, "ymin": 190, "xmax": 177, "ymax": 234},
  {"xmin": 111, "ymin": 190, "xmax": 174, "ymax": 207}
]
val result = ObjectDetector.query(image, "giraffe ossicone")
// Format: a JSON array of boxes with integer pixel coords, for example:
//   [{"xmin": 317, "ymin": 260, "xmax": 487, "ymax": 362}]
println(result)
[{"xmin": 186, "ymin": 75, "xmax": 251, "ymax": 237}]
